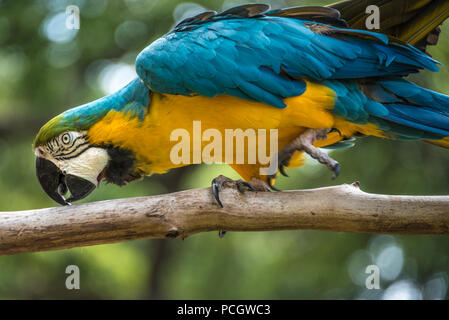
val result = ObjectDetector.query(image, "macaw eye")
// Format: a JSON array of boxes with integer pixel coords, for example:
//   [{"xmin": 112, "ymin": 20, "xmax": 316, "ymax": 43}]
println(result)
[{"xmin": 61, "ymin": 133, "xmax": 72, "ymax": 145}]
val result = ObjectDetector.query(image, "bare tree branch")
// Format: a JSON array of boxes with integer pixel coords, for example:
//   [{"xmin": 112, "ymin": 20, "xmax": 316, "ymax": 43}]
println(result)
[{"xmin": 1, "ymin": 183, "xmax": 449, "ymax": 256}]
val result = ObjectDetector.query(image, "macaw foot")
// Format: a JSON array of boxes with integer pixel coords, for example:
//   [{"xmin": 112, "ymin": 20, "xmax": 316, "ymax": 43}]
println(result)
[
  {"xmin": 276, "ymin": 128, "xmax": 341, "ymax": 180},
  {"xmin": 211, "ymin": 175, "xmax": 269, "ymax": 207},
  {"xmin": 211, "ymin": 175, "xmax": 269, "ymax": 238}
]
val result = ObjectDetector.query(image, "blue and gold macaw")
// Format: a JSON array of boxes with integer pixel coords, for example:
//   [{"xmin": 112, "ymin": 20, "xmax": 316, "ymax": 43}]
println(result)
[{"xmin": 34, "ymin": 0, "xmax": 449, "ymax": 207}]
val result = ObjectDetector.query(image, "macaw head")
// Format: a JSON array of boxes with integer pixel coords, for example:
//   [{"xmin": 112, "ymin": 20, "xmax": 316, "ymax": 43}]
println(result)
[
  {"xmin": 33, "ymin": 78, "xmax": 150, "ymax": 205},
  {"xmin": 34, "ymin": 124, "xmax": 112, "ymax": 206}
]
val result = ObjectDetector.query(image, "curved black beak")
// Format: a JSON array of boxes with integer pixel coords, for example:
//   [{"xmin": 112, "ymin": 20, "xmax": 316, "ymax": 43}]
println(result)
[{"xmin": 35, "ymin": 157, "xmax": 96, "ymax": 206}]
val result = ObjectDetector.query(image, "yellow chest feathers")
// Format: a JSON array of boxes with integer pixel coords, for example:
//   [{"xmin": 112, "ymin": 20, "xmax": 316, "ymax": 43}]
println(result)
[{"xmin": 87, "ymin": 81, "xmax": 378, "ymax": 175}]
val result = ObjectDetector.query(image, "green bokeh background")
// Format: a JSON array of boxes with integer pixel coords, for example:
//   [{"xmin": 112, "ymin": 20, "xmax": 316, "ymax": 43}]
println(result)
[{"xmin": 1, "ymin": 0, "xmax": 449, "ymax": 299}]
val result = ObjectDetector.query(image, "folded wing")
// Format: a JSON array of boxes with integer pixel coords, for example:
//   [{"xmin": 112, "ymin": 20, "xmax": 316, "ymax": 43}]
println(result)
[{"xmin": 135, "ymin": 4, "xmax": 439, "ymax": 108}]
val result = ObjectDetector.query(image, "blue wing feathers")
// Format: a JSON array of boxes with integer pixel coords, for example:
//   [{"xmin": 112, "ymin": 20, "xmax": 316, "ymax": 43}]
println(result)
[
  {"xmin": 134, "ymin": 4, "xmax": 449, "ymax": 142},
  {"xmin": 135, "ymin": 9, "xmax": 439, "ymax": 108}
]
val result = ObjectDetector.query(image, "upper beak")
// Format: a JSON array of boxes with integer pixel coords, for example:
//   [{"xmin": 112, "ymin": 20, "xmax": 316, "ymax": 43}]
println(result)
[{"xmin": 35, "ymin": 157, "xmax": 96, "ymax": 206}]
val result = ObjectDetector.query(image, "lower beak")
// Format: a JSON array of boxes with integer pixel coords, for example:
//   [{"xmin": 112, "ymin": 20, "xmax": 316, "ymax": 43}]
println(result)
[{"xmin": 35, "ymin": 157, "xmax": 96, "ymax": 205}]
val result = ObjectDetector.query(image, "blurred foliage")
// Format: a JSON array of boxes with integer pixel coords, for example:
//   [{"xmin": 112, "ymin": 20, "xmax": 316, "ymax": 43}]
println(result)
[{"xmin": 1, "ymin": 0, "xmax": 449, "ymax": 300}]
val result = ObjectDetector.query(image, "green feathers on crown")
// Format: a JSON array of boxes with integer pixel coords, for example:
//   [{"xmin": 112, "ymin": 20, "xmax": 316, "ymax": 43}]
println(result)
[{"xmin": 33, "ymin": 78, "xmax": 151, "ymax": 147}]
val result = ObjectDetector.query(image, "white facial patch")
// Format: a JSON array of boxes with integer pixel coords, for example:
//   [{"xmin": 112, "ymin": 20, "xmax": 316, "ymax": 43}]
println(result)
[{"xmin": 59, "ymin": 147, "xmax": 110, "ymax": 186}]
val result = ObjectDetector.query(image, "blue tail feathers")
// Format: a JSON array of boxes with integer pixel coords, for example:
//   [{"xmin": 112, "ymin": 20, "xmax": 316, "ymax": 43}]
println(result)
[
  {"xmin": 369, "ymin": 78, "xmax": 449, "ymax": 140},
  {"xmin": 326, "ymin": 78, "xmax": 449, "ymax": 142}
]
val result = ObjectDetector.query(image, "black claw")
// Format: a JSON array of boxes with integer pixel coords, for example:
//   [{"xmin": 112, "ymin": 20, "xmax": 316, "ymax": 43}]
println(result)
[
  {"xmin": 267, "ymin": 177, "xmax": 281, "ymax": 192},
  {"xmin": 212, "ymin": 180, "xmax": 224, "ymax": 208},
  {"xmin": 237, "ymin": 181, "xmax": 255, "ymax": 193},
  {"xmin": 331, "ymin": 163, "xmax": 341, "ymax": 180},
  {"xmin": 279, "ymin": 165, "xmax": 289, "ymax": 177},
  {"xmin": 330, "ymin": 128, "xmax": 342, "ymax": 137},
  {"xmin": 211, "ymin": 177, "xmax": 258, "ymax": 208}
]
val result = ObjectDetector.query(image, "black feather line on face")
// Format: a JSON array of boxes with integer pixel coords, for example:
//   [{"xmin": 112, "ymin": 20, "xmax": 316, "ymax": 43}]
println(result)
[{"xmin": 103, "ymin": 146, "xmax": 144, "ymax": 186}]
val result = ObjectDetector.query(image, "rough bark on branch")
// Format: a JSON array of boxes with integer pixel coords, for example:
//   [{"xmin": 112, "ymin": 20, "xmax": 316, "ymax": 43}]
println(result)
[{"xmin": 1, "ymin": 183, "xmax": 449, "ymax": 256}]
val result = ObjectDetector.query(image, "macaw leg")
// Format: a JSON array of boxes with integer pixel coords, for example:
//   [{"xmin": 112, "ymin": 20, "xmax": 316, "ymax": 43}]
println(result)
[
  {"xmin": 211, "ymin": 175, "xmax": 269, "ymax": 237},
  {"xmin": 277, "ymin": 128, "xmax": 341, "ymax": 179}
]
